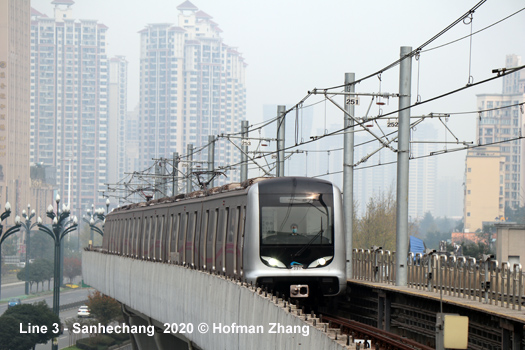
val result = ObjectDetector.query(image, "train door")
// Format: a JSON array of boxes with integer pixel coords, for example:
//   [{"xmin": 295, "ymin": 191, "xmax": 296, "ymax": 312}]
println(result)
[
  {"xmin": 225, "ymin": 206, "xmax": 239, "ymax": 276},
  {"xmin": 126, "ymin": 215, "xmax": 135, "ymax": 257},
  {"xmin": 160, "ymin": 211, "xmax": 169, "ymax": 262},
  {"xmin": 101, "ymin": 218, "xmax": 109, "ymax": 250},
  {"xmin": 142, "ymin": 216, "xmax": 150, "ymax": 259},
  {"xmin": 216, "ymin": 207, "xmax": 229, "ymax": 273},
  {"xmin": 200, "ymin": 210, "xmax": 209, "ymax": 269},
  {"xmin": 117, "ymin": 219, "xmax": 124, "ymax": 255},
  {"xmin": 185, "ymin": 209, "xmax": 196, "ymax": 266},
  {"xmin": 178, "ymin": 211, "xmax": 188, "ymax": 264},
  {"xmin": 207, "ymin": 208, "xmax": 218, "ymax": 271},
  {"xmin": 236, "ymin": 206, "xmax": 246, "ymax": 277},
  {"xmin": 154, "ymin": 214, "xmax": 163, "ymax": 261},
  {"xmin": 165, "ymin": 213, "xmax": 174, "ymax": 262},
  {"xmin": 135, "ymin": 216, "xmax": 144, "ymax": 258},
  {"xmin": 193, "ymin": 208, "xmax": 202, "ymax": 269},
  {"xmin": 148, "ymin": 215, "xmax": 156, "ymax": 260},
  {"xmin": 170, "ymin": 213, "xmax": 180, "ymax": 263}
]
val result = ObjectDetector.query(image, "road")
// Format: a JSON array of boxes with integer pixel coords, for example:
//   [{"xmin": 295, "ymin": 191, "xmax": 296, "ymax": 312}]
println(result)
[
  {"xmin": 1, "ymin": 276, "xmax": 84, "ymax": 300},
  {"xmin": 1, "ymin": 286, "xmax": 93, "ymax": 349},
  {"xmin": 35, "ymin": 306, "xmax": 91, "ymax": 350},
  {"xmin": 0, "ymin": 286, "xmax": 91, "ymax": 315}
]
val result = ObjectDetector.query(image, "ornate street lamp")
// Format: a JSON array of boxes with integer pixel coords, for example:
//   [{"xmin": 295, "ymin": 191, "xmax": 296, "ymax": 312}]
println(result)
[
  {"xmin": 0, "ymin": 202, "xmax": 21, "ymax": 299},
  {"xmin": 36, "ymin": 194, "xmax": 77, "ymax": 320},
  {"xmin": 20, "ymin": 205, "xmax": 37, "ymax": 295}
]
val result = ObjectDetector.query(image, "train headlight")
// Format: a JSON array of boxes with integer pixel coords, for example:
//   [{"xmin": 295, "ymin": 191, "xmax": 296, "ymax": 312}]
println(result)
[
  {"xmin": 308, "ymin": 256, "xmax": 333, "ymax": 268},
  {"xmin": 261, "ymin": 256, "xmax": 286, "ymax": 268}
]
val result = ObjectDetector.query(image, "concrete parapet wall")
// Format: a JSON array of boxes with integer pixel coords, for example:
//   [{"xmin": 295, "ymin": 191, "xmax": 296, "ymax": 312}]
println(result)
[{"xmin": 83, "ymin": 251, "xmax": 351, "ymax": 350}]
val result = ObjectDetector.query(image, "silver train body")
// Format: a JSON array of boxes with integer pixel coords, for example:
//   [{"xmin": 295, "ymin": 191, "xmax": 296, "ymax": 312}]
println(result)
[{"xmin": 101, "ymin": 177, "xmax": 346, "ymax": 298}]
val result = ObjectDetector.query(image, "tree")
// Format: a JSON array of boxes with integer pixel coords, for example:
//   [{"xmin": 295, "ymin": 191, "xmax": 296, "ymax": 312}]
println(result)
[
  {"xmin": 28, "ymin": 232, "xmax": 54, "ymax": 261},
  {"xmin": 354, "ymin": 190, "xmax": 397, "ymax": 251},
  {"xmin": 63, "ymin": 256, "xmax": 82, "ymax": 283},
  {"xmin": 505, "ymin": 205, "xmax": 525, "ymax": 224},
  {"xmin": 1, "ymin": 300, "xmax": 60, "ymax": 349},
  {"xmin": 0, "ymin": 315, "xmax": 34, "ymax": 350},
  {"xmin": 86, "ymin": 290, "xmax": 122, "ymax": 327},
  {"xmin": 16, "ymin": 259, "xmax": 53, "ymax": 293}
]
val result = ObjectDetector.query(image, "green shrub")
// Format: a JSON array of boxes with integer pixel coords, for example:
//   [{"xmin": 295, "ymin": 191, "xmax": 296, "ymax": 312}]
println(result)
[
  {"xmin": 76, "ymin": 335, "xmax": 115, "ymax": 350},
  {"xmin": 76, "ymin": 338, "xmax": 98, "ymax": 350},
  {"xmin": 108, "ymin": 332, "xmax": 130, "ymax": 342},
  {"xmin": 97, "ymin": 334, "xmax": 116, "ymax": 347}
]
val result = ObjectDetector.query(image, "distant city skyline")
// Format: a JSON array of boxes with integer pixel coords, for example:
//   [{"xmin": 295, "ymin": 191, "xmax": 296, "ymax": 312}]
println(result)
[{"xmin": 26, "ymin": 0, "xmax": 525, "ymax": 220}]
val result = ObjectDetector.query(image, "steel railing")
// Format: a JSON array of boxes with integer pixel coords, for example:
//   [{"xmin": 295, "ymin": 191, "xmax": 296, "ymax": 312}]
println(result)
[{"xmin": 352, "ymin": 249, "xmax": 523, "ymax": 310}]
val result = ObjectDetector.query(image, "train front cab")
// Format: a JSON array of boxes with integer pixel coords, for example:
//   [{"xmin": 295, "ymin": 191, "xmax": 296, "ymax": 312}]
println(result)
[{"xmin": 243, "ymin": 177, "xmax": 346, "ymax": 299}]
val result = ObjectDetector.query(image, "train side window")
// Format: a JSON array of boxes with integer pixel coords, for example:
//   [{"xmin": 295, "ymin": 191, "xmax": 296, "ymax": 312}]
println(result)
[
  {"xmin": 208, "ymin": 209, "xmax": 217, "ymax": 242},
  {"xmin": 229, "ymin": 207, "xmax": 239, "ymax": 243},
  {"xmin": 218, "ymin": 208, "xmax": 229, "ymax": 243}
]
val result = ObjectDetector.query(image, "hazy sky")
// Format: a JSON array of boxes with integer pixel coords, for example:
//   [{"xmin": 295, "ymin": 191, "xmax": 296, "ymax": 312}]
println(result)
[{"xmin": 30, "ymin": 0, "xmax": 525, "ymax": 189}]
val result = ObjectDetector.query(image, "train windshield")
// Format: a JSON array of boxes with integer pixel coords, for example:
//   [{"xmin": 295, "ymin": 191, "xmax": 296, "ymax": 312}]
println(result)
[{"xmin": 260, "ymin": 193, "xmax": 333, "ymax": 246}]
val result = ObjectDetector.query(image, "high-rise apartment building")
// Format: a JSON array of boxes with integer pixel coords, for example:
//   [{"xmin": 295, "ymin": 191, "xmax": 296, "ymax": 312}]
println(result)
[
  {"xmin": 476, "ymin": 54, "xmax": 525, "ymax": 210},
  {"xmin": 107, "ymin": 55, "xmax": 127, "ymax": 198},
  {"xmin": 0, "ymin": 0, "xmax": 32, "ymax": 222},
  {"xmin": 463, "ymin": 146, "xmax": 505, "ymax": 232},
  {"xmin": 138, "ymin": 1, "xmax": 246, "ymax": 191},
  {"xmin": 353, "ymin": 124, "xmax": 438, "ymax": 219},
  {"xmin": 30, "ymin": 1, "xmax": 108, "ymax": 213}
]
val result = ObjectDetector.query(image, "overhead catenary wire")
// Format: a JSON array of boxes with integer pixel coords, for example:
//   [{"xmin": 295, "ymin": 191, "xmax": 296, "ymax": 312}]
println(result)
[
  {"xmin": 422, "ymin": 7, "xmax": 525, "ymax": 53},
  {"xmin": 106, "ymin": 0, "xmax": 525, "ymax": 203},
  {"xmin": 319, "ymin": 0, "xmax": 488, "ymax": 91}
]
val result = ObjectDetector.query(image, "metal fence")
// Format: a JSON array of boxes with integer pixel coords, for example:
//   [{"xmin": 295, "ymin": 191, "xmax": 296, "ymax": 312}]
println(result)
[{"xmin": 352, "ymin": 248, "xmax": 523, "ymax": 310}]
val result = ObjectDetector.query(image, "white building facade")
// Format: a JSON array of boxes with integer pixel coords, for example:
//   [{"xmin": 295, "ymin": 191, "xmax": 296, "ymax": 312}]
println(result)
[
  {"xmin": 138, "ymin": 1, "xmax": 246, "ymax": 191},
  {"xmin": 30, "ymin": 0, "xmax": 108, "ymax": 213},
  {"xmin": 107, "ymin": 55, "xmax": 127, "ymax": 198},
  {"xmin": 476, "ymin": 54, "xmax": 525, "ymax": 210}
]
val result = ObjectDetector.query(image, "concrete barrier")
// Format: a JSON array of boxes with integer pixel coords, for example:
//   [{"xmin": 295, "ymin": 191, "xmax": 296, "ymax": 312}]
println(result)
[{"xmin": 83, "ymin": 251, "xmax": 353, "ymax": 350}]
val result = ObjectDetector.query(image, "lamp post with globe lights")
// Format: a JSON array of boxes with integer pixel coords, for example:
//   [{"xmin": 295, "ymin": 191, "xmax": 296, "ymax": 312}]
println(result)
[
  {"xmin": 0, "ymin": 202, "xmax": 21, "ymax": 299},
  {"xmin": 20, "ymin": 205, "xmax": 37, "ymax": 295},
  {"xmin": 36, "ymin": 194, "xmax": 78, "ymax": 321}
]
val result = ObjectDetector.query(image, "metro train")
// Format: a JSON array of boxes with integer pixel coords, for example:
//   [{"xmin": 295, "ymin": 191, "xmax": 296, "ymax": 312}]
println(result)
[{"xmin": 101, "ymin": 177, "xmax": 346, "ymax": 298}]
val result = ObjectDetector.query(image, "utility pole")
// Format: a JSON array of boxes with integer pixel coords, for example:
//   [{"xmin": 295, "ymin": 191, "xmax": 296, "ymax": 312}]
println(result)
[
  {"xmin": 186, "ymin": 144, "xmax": 193, "ymax": 193},
  {"xmin": 160, "ymin": 160, "xmax": 167, "ymax": 197},
  {"xmin": 395, "ymin": 46, "xmax": 412, "ymax": 287},
  {"xmin": 173, "ymin": 152, "xmax": 179, "ymax": 196},
  {"xmin": 154, "ymin": 163, "xmax": 160, "ymax": 200},
  {"xmin": 208, "ymin": 136, "xmax": 215, "ymax": 188},
  {"xmin": 343, "ymin": 72, "xmax": 355, "ymax": 279},
  {"xmin": 240, "ymin": 120, "xmax": 249, "ymax": 182},
  {"xmin": 276, "ymin": 105, "xmax": 286, "ymax": 177}
]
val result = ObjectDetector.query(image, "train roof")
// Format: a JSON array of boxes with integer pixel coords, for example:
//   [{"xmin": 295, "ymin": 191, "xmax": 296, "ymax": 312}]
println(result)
[
  {"xmin": 111, "ymin": 177, "xmax": 270, "ymax": 213},
  {"xmin": 110, "ymin": 176, "xmax": 335, "ymax": 214}
]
